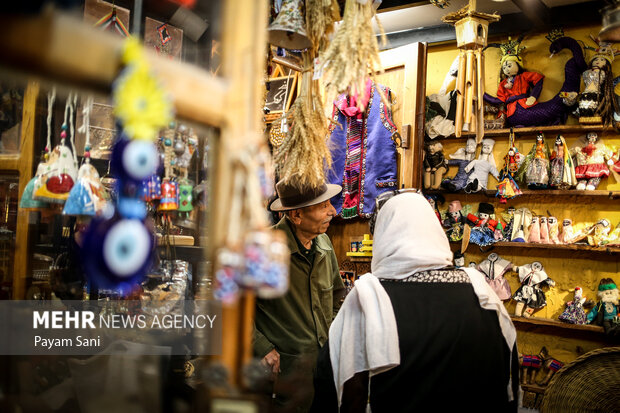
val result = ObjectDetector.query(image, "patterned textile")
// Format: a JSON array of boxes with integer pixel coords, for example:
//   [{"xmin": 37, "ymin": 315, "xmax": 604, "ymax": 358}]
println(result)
[
  {"xmin": 521, "ymin": 355, "xmax": 542, "ymax": 368},
  {"xmin": 382, "ymin": 268, "xmax": 471, "ymax": 284}
]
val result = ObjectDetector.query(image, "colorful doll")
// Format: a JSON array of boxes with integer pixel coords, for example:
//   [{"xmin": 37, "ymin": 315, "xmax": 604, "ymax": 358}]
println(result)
[
  {"xmin": 576, "ymin": 43, "xmax": 618, "ymax": 125},
  {"xmin": 477, "ymin": 252, "xmax": 513, "ymax": 300},
  {"xmin": 464, "ymin": 156, "xmax": 500, "ymax": 193},
  {"xmin": 548, "ymin": 216, "xmax": 561, "ymax": 244},
  {"xmin": 497, "ymin": 131, "xmax": 524, "ymax": 202},
  {"xmin": 443, "ymin": 199, "xmax": 465, "ymax": 242},
  {"xmin": 425, "ymin": 193, "xmax": 444, "ymax": 223},
  {"xmin": 518, "ymin": 132, "xmax": 550, "ymax": 189},
  {"xmin": 549, "ymin": 135, "xmax": 576, "ymax": 189},
  {"xmin": 570, "ymin": 132, "xmax": 615, "ymax": 190},
  {"xmin": 466, "ymin": 202, "xmax": 504, "ymax": 246},
  {"xmin": 559, "ymin": 286, "xmax": 588, "ymax": 324},
  {"xmin": 559, "ymin": 218, "xmax": 576, "ymax": 244},
  {"xmin": 513, "ymin": 261, "xmax": 556, "ymax": 318},
  {"xmin": 484, "ymin": 33, "xmax": 587, "ymax": 127},
  {"xmin": 453, "ymin": 250, "xmax": 465, "ymax": 268},
  {"xmin": 442, "ymin": 138, "xmax": 476, "ymax": 192},
  {"xmin": 528, "ymin": 216, "xmax": 541, "ymax": 243},
  {"xmin": 539, "ymin": 216, "xmax": 550, "ymax": 244},
  {"xmin": 587, "ymin": 278, "xmax": 620, "ymax": 335},
  {"xmin": 423, "ymin": 141, "xmax": 448, "ymax": 190}
]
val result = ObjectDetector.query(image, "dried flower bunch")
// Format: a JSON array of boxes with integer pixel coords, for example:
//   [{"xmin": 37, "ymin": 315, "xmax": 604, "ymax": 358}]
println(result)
[
  {"xmin": 320, "ymin": 0, "xmax": 386, "ymax": 108},
  {"xmin": 305, "ymin": 0, "xmax": 340, "ymax": 51},
  {"xmin": 274, "ymin": 53, "xmax": 332, "ymax": 189}
]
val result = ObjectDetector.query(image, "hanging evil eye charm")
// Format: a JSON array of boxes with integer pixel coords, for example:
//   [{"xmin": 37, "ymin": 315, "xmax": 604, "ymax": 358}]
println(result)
[
  {"xmin": 158, "ymin": 178, "xmax": 178, "ymax": 211},
  {"xmin": 177, "ymin": 180, "xmax": 193, "ymax": 212},
  {"xmin": 111, "ymin": 132, "xmax": 159, "ymax": 184},
  {"xmin": 141, "ymin": 175, "xmax": 162, "ymax": 202},
  {"xmin": 81, "ymin": 215, "xmax": 154, "ymax": 292},
  {"xmin": 213, "ymin": 248, "xmax": 243, "ymax": 304}
]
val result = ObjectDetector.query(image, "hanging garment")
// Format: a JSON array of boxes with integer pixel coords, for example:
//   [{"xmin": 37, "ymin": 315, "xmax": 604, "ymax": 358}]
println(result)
[{"xmin": 328, "ymin": 83, "xmax": 399, "ymax": 218}]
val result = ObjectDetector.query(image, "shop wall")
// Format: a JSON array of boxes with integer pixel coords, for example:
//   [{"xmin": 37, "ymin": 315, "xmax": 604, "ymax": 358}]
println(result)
[{"xmin": 427, "ymin": 24, "xmax": 620, "ymax": 363}]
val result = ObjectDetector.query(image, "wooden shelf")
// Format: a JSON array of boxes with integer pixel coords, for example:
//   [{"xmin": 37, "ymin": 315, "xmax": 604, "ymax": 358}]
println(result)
[
  {"xmin": 427, "ymin": 189, "xmax": 620, "ymax": 200},
  {"xmin": 441, "ymin": 124, "xmax": 606, "ymax": 139},
  {"xmin": 349, "ymin": 256, "xmax": 372, "ymax": 263},
  {"xmin": 521, "ymin": 383, "xmax": 547, "ymax": 394},
  {"xmin": 486, "ymin": 241, "xmax": 620, "ymax": 255},
  {"xmin": 511, "ymin": 316, "xmax": 608, "ymax": 341}
]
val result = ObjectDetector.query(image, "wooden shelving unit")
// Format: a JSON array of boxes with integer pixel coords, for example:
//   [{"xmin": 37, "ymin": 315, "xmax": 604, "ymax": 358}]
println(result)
[
  {"xmin": 458, "ymin": 241, "xmax": 620, "ymax": 256},
  {"xmin": 510, "ymin": 316, "xmax": 608, "ymax": 341},
  {"xmin": 427, "ymin": 189, "xmax": 620, "ymax": 199},
  {"xmin": 441, "ymin": 124, "xmax": 607, "ymax": 139}
]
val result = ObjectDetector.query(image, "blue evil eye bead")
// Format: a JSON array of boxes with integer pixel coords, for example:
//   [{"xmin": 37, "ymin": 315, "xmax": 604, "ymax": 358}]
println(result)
[
  {"xmin": 81, "ymin": 216, "xmax": 154, "ymax": 292},
  {"xmin": 118, "ymin": 195, "xmax": 147, "ymax": 220},
  {"xmin": 111, "ymin": 135, "xmax": 159, "ymax": 184}
]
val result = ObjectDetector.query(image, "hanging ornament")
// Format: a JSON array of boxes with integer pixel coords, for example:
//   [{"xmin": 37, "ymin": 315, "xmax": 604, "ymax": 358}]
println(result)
[
  {"xmin": 64, "ymin": 96, "xmax": 110, "ymax": 216},
  {"xmin": 267, "ymin": 0, "xmax": 312, "ymax": 50},
  {"xmin": 158, "ymin": 125, "xmax": 179, "ymax": 211},
  {"xmin": 33, "ymin": 92, "xmax": 79, "ymax": 203},
  {"xmin": 81, "ymin": 38, "xmax": 169, "ymax": 293},
  {"xmin": 20, "ymin": 89, "xmax": 55, "ymax": 210}
]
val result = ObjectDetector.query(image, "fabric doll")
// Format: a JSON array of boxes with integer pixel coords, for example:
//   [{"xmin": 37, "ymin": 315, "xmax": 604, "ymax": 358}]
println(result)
[
  {"xmin": 423, "ymin": 141, "xmax": 448, "ymax": 190},
  {"xmin": 484, "ymin": 35, "xmax": 586, "ymax": 127},
  {"xmin": 587, "ymin": 278, "xmax": 620, "ymax": 335},
  {"xmin": 464, "ymin": 158, "xmax": 500, "ymax": 193},
  {"xmin": 559, "ymin": 287, "xmax": 588, "ymax": 324},
  {"xmin": 501, "ymin": 206, "xmax": 516, "ymax": 240},
  {"xmin": 539, "ymin": 216, "xmax": 550, "ymax": 244},
  {"xmin": 466, "ymin": 202, "xmax": 504, "ymax": 246},
  {"xmin": 559, "ymin": 218, "xmax": 576, "ymax": 244},
  {"xmin": 442, "ymin": 138, "xmax": 476, "ymax": 192},
  {"xmin": 496, "ymin": 136, "xmax": 524, "ymax": 203},
  {"xmin": 442, "ymin": 200, "xmax": 465, "ymax": 242},
  {"xmin": 453, "ymin": 250, "xmax": 465, "ymax": 268},
  {"xmin": 549, "ymin": 135, "xmax": 576, "ymax": 189},
  {"xmin": 511, "ymin": 207, "xmax": 533, "ymax": 242},
  {"xmin": 477, "ymin": 252, "xmax": 513, "ymax": 300},
  {"xmin": 425, "ymin": 194, "xmax": 444, "ymax": 223},
  {"xmin": 518, "ymin": 132, "xmax": 550, "ymax": 189},
  {"xmin": 548, "ymin": 216, "xmax": 561, "ymax": 244},
  {"xmin": 513, "ymin": 261, "xmax": 556, "ymax": 318},
  {"xmin": 575, "ymin": 44, "xmax": 618, "ymax": 125},
  {"xmin": 570, "ymin": 132, "xmax": 615, "ymax": 190},
  {"xmin": 586, "ymin": 219, "xmax": 612, "ymax": 246},
  {"xmin": 528, "ymin": 216, "xmax": 541, "ymax": 243}
]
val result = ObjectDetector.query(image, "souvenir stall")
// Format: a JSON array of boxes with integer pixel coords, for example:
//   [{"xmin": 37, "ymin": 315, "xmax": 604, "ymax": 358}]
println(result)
[
  {"xmin": 0, "ymin": 0, "xmax": 278, "ymax": 411},
  {"xmin": 0, "ymin": 0, "xmax": 619, "ymax": 412}
]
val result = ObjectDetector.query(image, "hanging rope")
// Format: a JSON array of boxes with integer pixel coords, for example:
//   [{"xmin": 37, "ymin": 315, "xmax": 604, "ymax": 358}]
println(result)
[
  {"xmin": 68, "ymin": 93, "xmax": 79, "ymax": 169},
  {"xmin": 78, "ymin": 96, "xmax": 94, "ymax": 162},
  {"xmin": 46, "ymin": 88, "xmax": 56, "ymax": 155}
]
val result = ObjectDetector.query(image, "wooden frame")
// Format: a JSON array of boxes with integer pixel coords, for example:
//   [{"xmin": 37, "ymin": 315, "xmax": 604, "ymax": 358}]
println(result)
[
  {"xmin": 0, "ymin": 0, "xmax": 267, "ymax": 387},
  {"xmin": 264, "ymin": 74, "xmax": 297, "ymax": 115}
]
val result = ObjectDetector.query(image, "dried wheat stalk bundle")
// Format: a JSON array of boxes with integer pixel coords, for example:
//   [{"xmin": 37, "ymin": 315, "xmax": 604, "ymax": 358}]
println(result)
[
  {"xmin": 306, "ymin": 0, "xmax": 340, "ymax": 51},
  {"xmin": 274, "ymin": 54, "xmax": 332, "ymax": 189},
  {"xmin": 320, "ymin": 0, "xmax": 386, "ymax": 108}
]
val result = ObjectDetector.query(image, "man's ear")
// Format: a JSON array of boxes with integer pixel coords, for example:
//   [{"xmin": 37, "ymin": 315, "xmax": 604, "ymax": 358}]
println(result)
[{"xmin": 288, "ymin": 209, "xmax": 302, "ymax": 226}]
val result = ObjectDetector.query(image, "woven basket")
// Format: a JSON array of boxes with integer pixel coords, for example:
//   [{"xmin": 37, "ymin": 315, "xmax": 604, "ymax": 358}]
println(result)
[{"xmin": 540, "ymin": 347, "xmax": 620, "ymax": 413}]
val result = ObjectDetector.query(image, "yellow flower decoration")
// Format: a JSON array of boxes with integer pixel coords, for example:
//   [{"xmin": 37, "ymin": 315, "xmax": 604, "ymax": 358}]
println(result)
[{"xmin": 113, "ymin": 39, "xmax": 173, "ymax": 141}]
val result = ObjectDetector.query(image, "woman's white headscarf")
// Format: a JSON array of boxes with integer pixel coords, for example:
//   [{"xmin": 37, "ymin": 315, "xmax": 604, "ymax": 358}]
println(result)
[{"xmin": 329, "ymin": 193, "xmax": 517, "ymax": 409}]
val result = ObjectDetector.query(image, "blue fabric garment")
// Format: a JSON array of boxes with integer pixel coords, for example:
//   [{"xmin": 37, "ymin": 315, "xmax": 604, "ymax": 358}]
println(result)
[
  {"xmin": 327, "ymin": 84, "xmax": 399, "ymax": 218},
  {"xmin": 442, "ymin": 159, "xmax": 472, "ymax": 191}
]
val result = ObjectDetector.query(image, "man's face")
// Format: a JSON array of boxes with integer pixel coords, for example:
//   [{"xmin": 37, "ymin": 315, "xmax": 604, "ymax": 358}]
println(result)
[
  {"xmin": 296, "ymin": 200, "xmax": 337, "ymax": 237},
  {"xmin": 502, "ymin": 60, "xmax": 519, "ymax": 76}
]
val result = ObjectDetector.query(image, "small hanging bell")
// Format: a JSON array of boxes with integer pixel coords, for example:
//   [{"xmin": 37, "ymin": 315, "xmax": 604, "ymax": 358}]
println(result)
[{"xmin": 267, "ymin": 0, "xmax": 311, "ymax": 50}]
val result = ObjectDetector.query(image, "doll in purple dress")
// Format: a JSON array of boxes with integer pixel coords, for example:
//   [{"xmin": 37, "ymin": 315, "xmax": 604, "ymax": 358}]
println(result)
[{"xmin": 441, "ymin": 138, "xmax": 476, "ymax": 192}]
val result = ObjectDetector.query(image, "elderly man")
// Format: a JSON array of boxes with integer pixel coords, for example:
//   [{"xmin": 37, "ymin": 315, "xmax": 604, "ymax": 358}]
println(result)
[{"xmin": 254, "ymin": 180, "xmax": 345, "ymax": 412}]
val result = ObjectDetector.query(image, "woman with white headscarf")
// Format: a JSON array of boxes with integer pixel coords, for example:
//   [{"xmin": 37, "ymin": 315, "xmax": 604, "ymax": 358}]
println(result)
[{"xmin": 311, "ymin": 192, "xmax": 518, "ymax": 412}]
